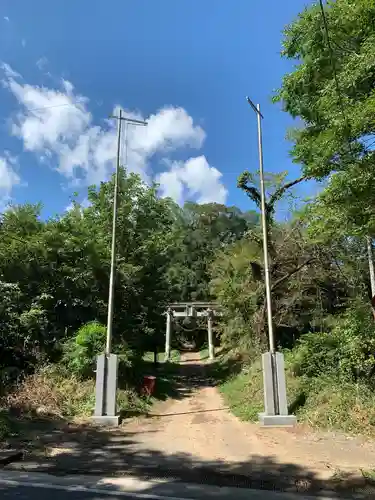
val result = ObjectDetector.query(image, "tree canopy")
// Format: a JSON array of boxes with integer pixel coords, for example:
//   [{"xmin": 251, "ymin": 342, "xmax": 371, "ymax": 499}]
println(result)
[{"xmin": 275, "ymin": 0, "xmax": 375, "ymax": 236}]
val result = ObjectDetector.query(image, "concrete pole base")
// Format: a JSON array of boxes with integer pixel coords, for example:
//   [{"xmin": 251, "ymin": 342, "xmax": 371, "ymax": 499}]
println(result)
[
  {"xmin": 258, "ymin": 413, "xmax": 297, "ymax": 427},
  {"xmin": 91, "ymin": 415, "xmax": 121, "ymax": 426},
  {"xmin": 259, "ymin": 351, "xmax": 296, "ymax": 428},
  {"xmin": 92, "ymin": 353, "xmax": 120, "ymax": 427}
]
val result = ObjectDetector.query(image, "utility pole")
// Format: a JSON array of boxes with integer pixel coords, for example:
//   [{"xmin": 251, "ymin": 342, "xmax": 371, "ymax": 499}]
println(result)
[
  {"xmin": 246, "ymin": 98, "xmax": 275, "ymax": 354},
  {"xmin": 106, "ymin": 111, "xmax": 147, "ymax": 354},
  {"xmin": 92, "ymin": 108, "xmax": 147, "ymax": 426},
  {"xmin": 246, "ymin": 96, "xmax": 296, "ymax": 427}
]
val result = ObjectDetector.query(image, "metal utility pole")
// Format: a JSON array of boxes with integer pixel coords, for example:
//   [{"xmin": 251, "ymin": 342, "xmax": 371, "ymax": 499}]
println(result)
[
  {"xmin": 92, "ymin": 109, "xmax": 147, "ymax": 426},
  {"xmin": 246, "ymin": 97, "xmax": 275, "ymax": 353},
  {"xmin": 245, "ymin": 96, "xmax": 296, "ymax": 427},
  {"xmin": 105, "ymin": 110, "xmax": 147, "ymax": 355}
]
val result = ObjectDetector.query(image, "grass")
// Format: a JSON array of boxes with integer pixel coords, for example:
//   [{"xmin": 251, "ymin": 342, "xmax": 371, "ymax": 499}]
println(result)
[
  {"xmin": 0, "ymin": 363, "xmax": 150, "ymax": 434},
  {"xmin": 208, "ymin": 353, "xmax": 375, "ymax": 437},
  {"xmin": 199, "ymin": 346, "xmax": 209, "ymax": 360},
  {"xmin": 0, "ymin": 350, "xmax": 185, "ymax": 446},
  {"xmin": 361, "ymin": 469, "xmax": 375, "ymax": 484}
]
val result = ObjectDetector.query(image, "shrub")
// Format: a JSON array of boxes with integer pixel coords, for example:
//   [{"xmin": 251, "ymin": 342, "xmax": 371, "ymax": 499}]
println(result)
[
  {"xmin": 3, "ymin": 363, "xmax": 149, "ymax": 421},
  {"xmin": 296, "ymin": 375, "xmax": 375, "ymax": 436},
  {"xmin": 6, "ymin": 365, "xmax": 95, "ymax": 418},
  {"xmin": 289, "ymin": 331, "xmax": 341, "ymax": 378},
  {"xmin": 62, "ymin": 321, "xmax": 106, "ymax": 378},
  {"xmin": 333, "ymin": 303, "xmax": 375, "ymax": 381},
  {"xmin": 62, "ymin": 321, "xmax": 135, "ymax": 383},
  {"xmin": 290, "ymin": 302, "xmax": 375, "ymax": 384}
]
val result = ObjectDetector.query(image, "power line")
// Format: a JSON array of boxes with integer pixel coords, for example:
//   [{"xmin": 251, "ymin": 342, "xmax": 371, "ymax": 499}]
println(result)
[{"xmin": 29, "ymin": 101, "xmax": 86, "ymax": 113}]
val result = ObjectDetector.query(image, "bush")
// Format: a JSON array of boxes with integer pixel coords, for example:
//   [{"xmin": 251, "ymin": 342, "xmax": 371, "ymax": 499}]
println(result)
[
  {"xmin": 333, "ymin": 303, "xmax": 375, "ymax": 381},
  {"xmin": 62, "ymin": 321, "xmax": 106, "ymax": 378},
  {"xmin": 289, "ymin": 303, "xmax": 375, "ymax": 384},
  {"xmin": 296, "ymin": 375, "xmax": 375, "ymax": 436},
  {"xmin": 215, "ymin": 353, "xmax": 375, "ymax": 436},
  {"xmin": 3, "ymin": 364, "xmax": 148, "ymax": 420},
  {"xmin": 6, "ymin": 365, "xmax": 95, "ymax": 418},
  {"xmin": 288, "ymin": 332, "xmax": 341, "ymax": 378}
]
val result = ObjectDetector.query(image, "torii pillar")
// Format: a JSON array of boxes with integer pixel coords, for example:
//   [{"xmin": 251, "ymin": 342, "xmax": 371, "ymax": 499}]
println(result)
[
  {"xmin": 207, "ymin": 308, "xmax": 214, "ymax": 360},
  {"xmin": 164, "ymin": 307, "xmax": 172, "ymax": 361}
]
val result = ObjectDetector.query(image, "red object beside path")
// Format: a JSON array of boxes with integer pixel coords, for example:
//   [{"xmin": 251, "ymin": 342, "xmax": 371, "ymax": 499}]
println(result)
[{"xmin": 142, "ymin": 375, "xmax": 156, "ymax": 396}]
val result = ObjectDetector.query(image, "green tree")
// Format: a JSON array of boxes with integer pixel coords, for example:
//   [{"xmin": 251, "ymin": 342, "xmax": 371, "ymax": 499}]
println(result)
[
  {"xmin": 167, "ymin": 202, "xmax": 258, "ymax": 301},
  {"xmin": 274, "ymin": 0, "xmax": 375, "ymax": 236}
]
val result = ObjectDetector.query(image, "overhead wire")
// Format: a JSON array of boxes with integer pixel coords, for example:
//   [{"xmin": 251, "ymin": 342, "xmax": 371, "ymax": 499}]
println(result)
[{"xmin": 27, "ymin": 101, "xmax": 86, "ymax": 113}]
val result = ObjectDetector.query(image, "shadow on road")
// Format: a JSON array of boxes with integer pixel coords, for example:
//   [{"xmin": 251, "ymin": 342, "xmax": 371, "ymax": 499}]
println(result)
[
  {"xmin": 130, "ymin": 354, "xmax": 241, "ymax": 412},
  {"xmin": 2, "ymin": 419, "xmax": 375, "ymax": 498},
  {"xmin": 1, "ymin": 357, "xmax": 375, "ymax": 498}
]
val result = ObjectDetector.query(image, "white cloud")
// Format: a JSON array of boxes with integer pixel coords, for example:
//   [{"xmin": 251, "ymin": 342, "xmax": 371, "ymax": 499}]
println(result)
[
  {"xmin": 157, "ymin": 156, "xmax": 227, "ymax": 205},
  {"xmin": 65, "ymin": 197, "xmax": 90, "ymax": 213},
  {"xmin": 36, "ymin": 57, "xmax": 48, "ymax": 70},
  {"xmin": 2, "ymin": 63, "xmax": 227, "ymax": 205},
  {"xmin": 0, "ymin": 155, "xmax": 20, "ymax": 207},
  {"xmin": 3, "ymin": 16, "xmax": 9, "ymax": 22},
  {"xmin": 2, "ymin": 63, "xmax": 21, "ymax": 80},
  {"xmin": 134, "ymin": 107, "xmax": 205, "ymax": 154}
]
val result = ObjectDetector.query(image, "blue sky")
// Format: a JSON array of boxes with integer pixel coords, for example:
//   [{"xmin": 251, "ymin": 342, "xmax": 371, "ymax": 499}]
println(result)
[{"xmin": 0, "ymin": 0, "xmax": 315, "ymax": 219}]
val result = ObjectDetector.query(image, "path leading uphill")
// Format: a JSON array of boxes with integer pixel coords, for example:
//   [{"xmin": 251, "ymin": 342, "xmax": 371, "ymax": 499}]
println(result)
[{"xmin": 6, "ymin": 352, "xmax": 375, "ymax": 496}]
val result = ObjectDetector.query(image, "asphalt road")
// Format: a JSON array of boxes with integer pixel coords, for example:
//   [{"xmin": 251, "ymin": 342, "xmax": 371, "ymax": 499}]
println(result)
[
  {"xmin": 0, "ymin": 472, "xmax": 336, "ymax": 500},
  {"xmin": 0, "ymin": 484, "xmax": 143, "ymax": 500}
]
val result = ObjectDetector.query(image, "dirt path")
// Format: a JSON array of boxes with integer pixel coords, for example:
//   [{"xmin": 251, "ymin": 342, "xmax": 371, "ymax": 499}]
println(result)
[
  {"xmin": 124, "ymin": 352, "xmax": 375, "ymax": 480},
  {"xmin": 8, "ymin": 352, "xmax": 375, "ymax": 495}
]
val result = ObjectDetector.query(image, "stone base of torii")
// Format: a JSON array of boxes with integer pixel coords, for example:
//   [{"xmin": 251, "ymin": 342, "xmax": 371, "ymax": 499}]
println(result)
[{"xmin": 164, "ymin": 302, "xmax": 221, "ymax": 361}]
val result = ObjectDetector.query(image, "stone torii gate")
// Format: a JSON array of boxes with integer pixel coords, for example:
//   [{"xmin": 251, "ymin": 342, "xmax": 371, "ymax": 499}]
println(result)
[{"xmin": 164, "ymin": 302, "xmax": 221, "ymax": 361}]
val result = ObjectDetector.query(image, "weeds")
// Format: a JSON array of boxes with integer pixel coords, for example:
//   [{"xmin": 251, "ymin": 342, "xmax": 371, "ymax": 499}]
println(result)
[
  {"xmin": 5, "ymin": 365, "xmax": 95, "ymax": 418},
  {"xmin": 210, "ymin": 354, "xmax": 375, "ymax": 437},
  {"xmin": 2, "ymin": 363, "xmax": 149, "ymax": 423}
]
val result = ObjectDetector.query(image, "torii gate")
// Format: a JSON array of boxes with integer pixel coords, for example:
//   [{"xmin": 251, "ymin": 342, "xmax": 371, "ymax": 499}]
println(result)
[{"xmin": 164, "ymin": 302, "xmax": 221, "ymax": 361}]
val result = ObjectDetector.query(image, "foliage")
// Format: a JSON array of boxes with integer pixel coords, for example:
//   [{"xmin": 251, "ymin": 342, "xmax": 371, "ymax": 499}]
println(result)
[
  {"xmin": 210, "ymin": 214, "xmax": 354, "ymax": 351},
  {"xmin": 62, "ymin": 322, "xmax": 107, "ymax": 378},
  {"xmin": 0, "ymin": 167, "xmax": 253, "ymax": 407},
  {"xmin": 167, "ymin": 202, "xmax": 258, "ymax": 301},
  {"xmin": 6, "ymin": 365, "xmax": 95, "ymax": 418},
  {"xmin": 290, "ymin": 302, "xmax": 375, "ymax": 383},
  {"xmin": 212, "ymin": 353, "xmax": 375, "ymax": 437},
  {"xmin": 288, "ymin": 332, "xmax": 341, "ymax": 379},
  {"xmin": 0, "ymin": 169, "xmax": 181, "ymax": 386},
  {"xmin": 4, "ymin": 364, "xmax": 147, "ymax": 420},
  {"xmin": 275, "ymin": 0, "xmax": 375, "ymax": 236}
]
